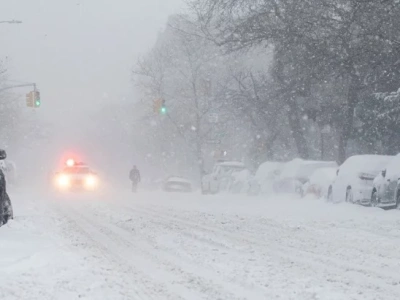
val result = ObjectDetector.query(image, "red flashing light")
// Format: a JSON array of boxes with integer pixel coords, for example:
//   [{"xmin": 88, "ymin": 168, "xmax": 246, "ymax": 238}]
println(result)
[{"xmin": 66, "ymin": 159, "xmax": 75, "ymax": 167}]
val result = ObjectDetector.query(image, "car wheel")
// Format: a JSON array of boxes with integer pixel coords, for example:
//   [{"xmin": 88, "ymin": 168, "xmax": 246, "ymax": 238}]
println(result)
[
  {"xmin": 371, "ymin": 189, "xmax": 379, "ymax": 207},
  {"xmin": 346, "ymin": 187, "xmax": 353, "ymax": 203},
  {"xmin": 327, "ymin": 186, "xmax": 333, "ymax": 202}
]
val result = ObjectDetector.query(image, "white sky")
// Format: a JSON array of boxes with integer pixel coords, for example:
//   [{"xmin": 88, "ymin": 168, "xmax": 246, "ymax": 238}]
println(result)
[{"xmin": 0, "ymin": 0, "xmax": 184, "ymax": 123}]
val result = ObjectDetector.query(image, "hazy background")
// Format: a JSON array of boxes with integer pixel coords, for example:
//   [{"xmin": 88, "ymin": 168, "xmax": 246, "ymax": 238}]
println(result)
[{"xmin": 0, "ymin": 0, "xmax": 184, "ymax": 184}]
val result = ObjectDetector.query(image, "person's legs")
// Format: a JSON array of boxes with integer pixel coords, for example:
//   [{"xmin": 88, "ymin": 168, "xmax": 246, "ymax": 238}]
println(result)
[{"xmin": 132, "ymin": 182, "xmax": 137, "ymax": 192}]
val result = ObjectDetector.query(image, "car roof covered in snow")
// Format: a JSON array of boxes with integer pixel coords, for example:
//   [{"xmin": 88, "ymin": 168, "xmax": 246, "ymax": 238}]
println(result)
[
  {"xmin": 340, "ymin": 155, "xmax": 392, "ymax": 174},
  {"xmin": 255, "ymin": 161, "xmax": 284, "ymax": 180},
  {"xmin": 231, "ymin": 169, "xmax": 251, "ymax": 180},
  {"xmin": 279, "ymin": 159, "xmax": 338, "ymax": 180}
]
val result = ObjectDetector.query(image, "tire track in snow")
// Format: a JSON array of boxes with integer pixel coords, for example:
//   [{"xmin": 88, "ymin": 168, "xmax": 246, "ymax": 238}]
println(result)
[
  {"xmin": 117, "ymin": 204, "xmax": 400, "ymax": 299},
  {"xmin": 62, "ymin": 202, "xmax": 260, "ymax": 300},
  {"xmin": 51, "ymin": 203, "xmax": 184, "ymax": 300}
]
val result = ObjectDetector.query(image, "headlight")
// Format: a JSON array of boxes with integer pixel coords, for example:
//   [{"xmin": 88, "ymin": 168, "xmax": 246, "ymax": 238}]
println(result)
[
  {"xmin": 85, "ymin": 175, "xmax": 98, "ymax": 188},
  {"xmin": 56, "ymin": 174, "xmax": 70, "ymax": 187}
]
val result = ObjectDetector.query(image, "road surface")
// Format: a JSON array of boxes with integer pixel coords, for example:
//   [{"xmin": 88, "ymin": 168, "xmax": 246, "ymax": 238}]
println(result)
[{"xmin": 2, "ymin": 187, "xmax": 400, "ymax": 299}]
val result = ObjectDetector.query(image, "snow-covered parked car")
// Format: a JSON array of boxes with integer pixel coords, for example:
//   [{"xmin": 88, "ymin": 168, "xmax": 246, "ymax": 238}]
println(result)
[
  {"xmin": 371, "ymin": 153, "xmax": 400, "ymax": 208},
  {"xmin": 302, "ymin": 167, "xmax": 338, "ymax": 198},
  {"xmin": 202, "ymin": 161, "xmax": 246, "ymax": 194},
  {"xmin": 274, "ymin": 159, "xmax": 338, "ymax": 194},
  {"xmin": 228, "ymin": 169, "xmax": 252, "ymax": 194},
  {"xmin": 328, "ymin": 155, "xmax": 392, "ymax": 205},
  {"xmin": 163, "ymin": 176, "xmax": 192, "ymax": 193},
  {"xmin": 248, "ymin": 161, "xmax": 283, "ymax": 195}
]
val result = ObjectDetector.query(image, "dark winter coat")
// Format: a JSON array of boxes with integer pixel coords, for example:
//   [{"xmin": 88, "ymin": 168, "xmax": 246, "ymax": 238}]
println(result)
[{"xmin": 129, "ymin": 169, "xmax": 141, "ymax": 183}]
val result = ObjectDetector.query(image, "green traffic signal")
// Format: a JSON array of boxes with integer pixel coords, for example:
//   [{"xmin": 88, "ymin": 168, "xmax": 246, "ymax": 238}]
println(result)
[
  {"xmin": 160, "ymin": 106, "xmax": 167, "ymax": 114},
  {"xmin": 34, "ymin": 91, "xmax": 41, "ymax": 107}
]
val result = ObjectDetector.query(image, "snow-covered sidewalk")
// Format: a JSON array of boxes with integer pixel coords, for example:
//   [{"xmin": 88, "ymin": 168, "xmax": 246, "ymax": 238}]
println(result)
[{"xmin": 2, "ymin": 189, "xmax": 400, "ymax": 299}]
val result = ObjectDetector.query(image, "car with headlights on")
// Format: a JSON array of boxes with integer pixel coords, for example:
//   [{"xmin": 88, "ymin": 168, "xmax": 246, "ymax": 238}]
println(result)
[
  {"xmin": 327, "ymin": 155, "xmax": 392, "ymax": 205},
  {"xmin": 53, "ymin": 159, "xmax": 99, "ymax": 192}
]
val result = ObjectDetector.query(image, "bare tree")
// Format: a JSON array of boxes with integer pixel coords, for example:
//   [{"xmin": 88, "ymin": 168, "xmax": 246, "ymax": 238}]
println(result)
[{"xmin": 187, "ymin": 0, "xmax": 400, "ymax": 162}]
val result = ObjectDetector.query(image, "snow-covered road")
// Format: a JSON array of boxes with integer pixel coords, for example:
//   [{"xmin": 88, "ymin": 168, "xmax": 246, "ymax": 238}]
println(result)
[{"xmin": 2, "ymin": 188, "xmax": 400, "ymax": 300}]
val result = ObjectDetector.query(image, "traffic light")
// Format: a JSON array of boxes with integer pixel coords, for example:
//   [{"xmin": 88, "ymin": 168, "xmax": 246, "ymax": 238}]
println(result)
[
  {"xmin": 153, "ymin": 98, "xmax": 167, "ymax": 115},
  {"xmin": 26, "ymin": 91, "xmax": 34, "ymax": 107},
  {"xmin": 34, "ymin": 91, "xmax": 41, "ymax": 107},
  {"xmin": 25, "ymin": 90, "xmax": 41, "ymax": 108},
  {"xmin": 153, "ymin": 98, "xmax": 162, "ymax": 113},
  {"xmin": 160, "ymin": 99, "xmax": 167, "ymax": 114}
]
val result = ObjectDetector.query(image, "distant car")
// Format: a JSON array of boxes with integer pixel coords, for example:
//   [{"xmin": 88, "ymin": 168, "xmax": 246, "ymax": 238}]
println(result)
[
  {"xmin": 53, "ymin": 159, "xmax": 99, "ymax": 192},
  {"xmin": 202, "ymin": 161, "xmax": 246, "ymax": 194},
  {"xmin": 274, "ymin": 159, "xmax": 338, "ymax": 194},
  {"xmin": 371, "ymin": 153, "xmax": 400, "ymax": 208},
  {"xmin": 302, "ymin": 167, "xmax": 338, "ymax": 198},
  {"xmin": 248, "ymin": 161, "xmax": 283, "ymax": 195},
  {"xmin": 328, "ymin": 155, "xmax": 393, "ymax": 205},
  {"xmin": 163, "ymin": 176, "xmax": 192, "ymax": 193}
]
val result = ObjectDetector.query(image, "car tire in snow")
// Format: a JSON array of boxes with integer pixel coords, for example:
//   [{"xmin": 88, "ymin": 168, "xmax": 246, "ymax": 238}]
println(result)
[{"xmin": 346, "ymin": 187, "xmax": 353, "ymax": 203}]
